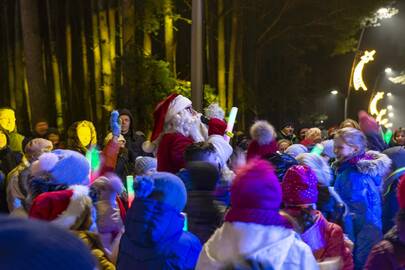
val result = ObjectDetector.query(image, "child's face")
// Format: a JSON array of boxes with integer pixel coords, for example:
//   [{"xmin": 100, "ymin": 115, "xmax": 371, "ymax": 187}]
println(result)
[
  {"xmin": 334, "ymin": 137, "xmax": 358, "ymax": 162},
  {"xmin": 395, "ymin": 132, "xmax": 405, "ymax": 146}
]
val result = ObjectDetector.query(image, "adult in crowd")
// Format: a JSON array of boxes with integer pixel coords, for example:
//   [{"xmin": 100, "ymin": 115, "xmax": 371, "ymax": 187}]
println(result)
[{"xmin": 0, "ymin": 107, "xmax": 27, "ymax": 153}]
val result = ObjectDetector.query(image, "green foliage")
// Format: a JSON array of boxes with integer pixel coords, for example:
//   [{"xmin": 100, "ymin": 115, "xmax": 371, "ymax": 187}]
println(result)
[{"xmin": 119, "ymin": 44, "xmax": 218, "ymax": 132}]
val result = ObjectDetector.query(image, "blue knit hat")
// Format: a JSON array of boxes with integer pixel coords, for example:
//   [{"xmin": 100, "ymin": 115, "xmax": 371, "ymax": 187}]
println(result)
[
  {"xmin": 0, "ymin": 215, "xmax": 96, "ymax": 269},
  {"xmin": 134, "ymin": 172, "xmax": 187, "ymax": 212},
  {"xmin": 31, "ymin": 149, "xmax": 90, "ymax": 185}
]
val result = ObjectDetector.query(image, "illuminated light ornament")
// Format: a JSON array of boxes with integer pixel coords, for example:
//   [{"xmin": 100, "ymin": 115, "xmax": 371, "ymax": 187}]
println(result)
[
  {"xmin": 369, "ymin": 92, "xmax": 384, "ymax": 116},
  {"xmin": 353, "ymin": 50, "xmax": 376, "ymax": 91},
  {"xmin": 369, "ymin": 92, "xmax": 392, "ymax": 127},
  {"xmin": 86, "ymin": 146, "xmax": 101, "ymax": 183},
  {"xmin": 126, "ymin": 175, "xmax": 135, "ymax": 208}
]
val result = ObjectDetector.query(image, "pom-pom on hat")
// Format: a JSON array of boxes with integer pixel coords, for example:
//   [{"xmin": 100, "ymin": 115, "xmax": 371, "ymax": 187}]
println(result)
[
  {"xmin": 29, "ymin": 185, "xmax": 92, "ymax": 230},
  {"xmin": 247, "ymin": 120, "xmax": 277, "ymax": 160},
  {"xmin": 134, "ymin": 172, "xmax": 187, "ymax": 212},
  {"xmin": 224, "ymin": 159, "xmax": 289, "ymax": 227},
  {"xmin": 282, "ymin": 165, "xmax": 318, "ymax": 205},
  {"xmin": 31, "ymin": 149, "xmax": 90, "ymax": 186}
]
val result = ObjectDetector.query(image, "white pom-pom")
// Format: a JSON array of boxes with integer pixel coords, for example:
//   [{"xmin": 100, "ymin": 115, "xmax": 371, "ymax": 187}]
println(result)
[
  {"xmin": 250, "ymin": 120, "xmax": 276, "ymax": 145},
  {"xmin": 38, "ymin": 152, "xmax": 59, "ymax": 172},
  {"xmin": 204, "ymin": 103, "xmax": 225, "ymax": 120},
  {"xmin": 142, "ymin": 141, "xmax": 156, "ymax": 154}
]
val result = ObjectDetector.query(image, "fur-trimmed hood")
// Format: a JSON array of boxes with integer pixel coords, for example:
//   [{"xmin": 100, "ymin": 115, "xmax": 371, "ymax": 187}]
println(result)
[{"xmin": 356, "ymin": 151, "xmax": 392, "ymax": 178}]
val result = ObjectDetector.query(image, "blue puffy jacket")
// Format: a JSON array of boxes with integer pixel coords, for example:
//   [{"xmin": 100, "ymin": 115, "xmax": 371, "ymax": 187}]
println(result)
[
  {"xmin": 117, "ymin": 199, "xmax": 202, "ymax": 270},
  {"xmin": 334, "ymin": 151, "xmax": 391, "ymax": 270}
]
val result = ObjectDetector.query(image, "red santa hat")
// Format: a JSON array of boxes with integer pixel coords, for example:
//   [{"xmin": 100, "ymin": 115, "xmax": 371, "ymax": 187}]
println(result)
[
  {"xmin": 29, "ymin": 185, "xmax": 92, "ymax": 230},
  {"xmin": 143, "ymin": 93, "xmax": 192, "ymax": 153},
  {"xmin": 151, "ymin": 93, "xmax": 192, "ymax": 142}
]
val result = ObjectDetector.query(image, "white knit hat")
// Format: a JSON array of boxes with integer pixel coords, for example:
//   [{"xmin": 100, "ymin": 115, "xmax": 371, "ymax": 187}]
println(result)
[{"xmin": 296, "ymin": 152, "xmax": 333, "ymax": 186}]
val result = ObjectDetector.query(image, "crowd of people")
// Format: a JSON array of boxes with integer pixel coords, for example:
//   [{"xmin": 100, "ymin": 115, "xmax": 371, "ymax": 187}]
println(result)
[{"xmin": 0, "ymin": 93, "xmax": 404, "ymax": 270}]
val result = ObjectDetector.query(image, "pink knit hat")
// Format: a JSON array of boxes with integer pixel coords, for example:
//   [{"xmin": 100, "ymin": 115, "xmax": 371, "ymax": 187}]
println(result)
[
  {"xmin": 282, "ymin": 165, "xmax": 318, "ymax": 205},
  {"xmin": 225, "ymin": 159, "xmax": 290, "ymax": 227}
]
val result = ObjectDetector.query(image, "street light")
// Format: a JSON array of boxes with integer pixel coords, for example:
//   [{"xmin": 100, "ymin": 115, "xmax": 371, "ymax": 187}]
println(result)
[
  {"xmin": 387, "ymin": 92, "xmax": 392, "ymax": 97},
  {"xmin": 385, "ymin": 67, "xmax": 393, "ymax": 74},
  {"xmin": 331, "ymin": 90, "xmax": 338, "ymax": 95},
  {"xmin": 345, "ymin": 6, "xmax": 398, "ymax": 119},
  {"xmin": 388, "ymin": 105, "xmax": 393, "ymax": 110},
  {"xmin": 389, "ymin": 112, "xmax": 394, "ymax": 118}
]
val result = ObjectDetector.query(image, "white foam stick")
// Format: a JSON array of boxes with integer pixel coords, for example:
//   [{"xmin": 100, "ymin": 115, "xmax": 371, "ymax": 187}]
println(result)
[{"xmin": 224, "ymin": 107, "xmax": 238, "ymax": 142}]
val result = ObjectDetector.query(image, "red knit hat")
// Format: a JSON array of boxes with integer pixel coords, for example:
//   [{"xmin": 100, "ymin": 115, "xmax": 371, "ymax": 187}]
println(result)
[
  {"xmin": 150, "ymin": 93, "xmax": 192, "ymax": 142},
  {"xmin": 225, "ymin": 159, "xmax": 290, "ymax": 227},
  {"xmin": 208, "ymin": 118, "xmax": 227, "ymax": 136},
  {"xmin": 282, "ymin": 165, "xmax": 318, "ymax": 205},
  {"xmin": 398, "ymin": 175, "xmax": 405, "ymax": 209},
  {"xmin": 29, "ymin": 185, "xmax": 92, "ymax": 230}
]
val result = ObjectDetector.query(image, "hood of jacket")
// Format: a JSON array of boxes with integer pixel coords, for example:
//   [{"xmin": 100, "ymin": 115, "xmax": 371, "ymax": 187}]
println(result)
[
  {"xmin": 196, "ymin": 222, "xmax": 318, "ymax": 270},
  {"xmin": 121, "ymin": 199, "xmax": 185, "ymax": 259},
  {"xmin": 67, "ymin": 121, "xmax": 97, "ymax": 154},
  {"xmin": 356, "ymin": 150, "xmax": 391, "ymax": 178}
]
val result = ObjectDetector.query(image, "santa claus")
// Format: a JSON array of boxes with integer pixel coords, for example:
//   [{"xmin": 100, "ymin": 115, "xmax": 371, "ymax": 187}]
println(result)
[{"xmin": 144, "ymin": 93, "xmax": 207, "ymax": 173}]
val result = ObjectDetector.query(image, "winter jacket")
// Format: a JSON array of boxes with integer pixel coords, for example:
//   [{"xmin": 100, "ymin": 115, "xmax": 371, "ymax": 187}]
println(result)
[
  {"xmin": 196, "ymin": 222, "xmax": 319, "ymax": 270},
  {"xmin": 297, "ymin": 211, "xmax": 353, "ymax": 270},
  {"xmin": 0, "ymin": 146, "xmax": 22, "ymax": 213},
  {"xmin": 74, "ymin": 231, "xmax": 116, "ymax": 270},
  {"xmin": 333, "ymin": 151, "xmax": 391, "ymax": 269},
  {"xmin": 317, "ymin": 184, "xmax": 345, "ymax": 226},
  {"xmin": 382, "ymin": 171, "xmax": 405, "ymax": 234},
  {"xmin": 184, "ymin": 191, "xmax": 226, "ymax": 243},
  {"xmin": 364, "ymin": 227, "xmax": 405, "ymax": 270},
  {"xmin": 119, "ymin": 109, "xmax": 148, "ymax": 162},
  {"xmin": 7, "ymin": 131, "xmax": 26, "ymax": 153},
  {"xmin": 6, "ymin": 158, "xmax": 30, "ymax": 216},
  {"xmin": 117, "ymin": 199, "xmax": 202, "ymax": 270},
  {"xmin": 157, "ymin": 133, "xmax": 194, "ymax": 173}
]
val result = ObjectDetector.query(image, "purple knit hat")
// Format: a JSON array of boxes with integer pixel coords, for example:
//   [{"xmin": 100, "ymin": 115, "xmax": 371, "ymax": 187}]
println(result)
[
  {"xmin": 282, "ymin": 165, "xmax": 318, "ymax": 205},
  {"xmin": 224, "ymin": 159, "xmax": 290, "ymax": 227}
]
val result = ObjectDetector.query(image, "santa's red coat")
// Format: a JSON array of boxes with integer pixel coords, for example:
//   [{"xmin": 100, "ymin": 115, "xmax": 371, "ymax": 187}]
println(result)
[{"xmin": 157, "ymin": 133, "xmax": 194, "ymax": 173}]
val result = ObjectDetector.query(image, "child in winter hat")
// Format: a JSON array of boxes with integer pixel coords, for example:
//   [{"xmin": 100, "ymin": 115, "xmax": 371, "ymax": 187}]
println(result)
[
  {"xmin": 196, "ymin": 159, "xmax": 318, "ymax": 270},
  {"xmin": 29, "ymin": 184, "xmax": 115, "ymax": 269},
  {"xmin": 282, "ymin": 165, "xmax": 353, "ymax": 270},
  {"xmin": 117, "ymin": 172, "xmax": 201, "ymax": 270},
  {"xmin": 295, "ymin": 153, "xmax": 345, "ymax": 224},
  {"xmin": 30, "ymin": 149, "xmax": 90, "ymax": 186},
  {"xmin": 285, "ymin": 144, "xmax": 308, "ymax": 158},
  {"xmin": 134, "ymin": 156, "xmax": 157, "ymax": 176},
  {"xmin": 0, "ymin": 216, "xmax": 96, "ymax": 270},
  {"xmin": 90, "ymin": 172, "xmax": 126, "ymax": 252}
]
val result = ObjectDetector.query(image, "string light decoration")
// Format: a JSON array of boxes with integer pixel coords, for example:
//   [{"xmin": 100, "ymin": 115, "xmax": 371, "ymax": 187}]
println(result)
[
  {"xmin": 369, "ymin": 91, "xmax": 393, "ymax": 128},
  {"xmin": 353, "ymin": 50, "xmax": 376, "ymax": 91}
]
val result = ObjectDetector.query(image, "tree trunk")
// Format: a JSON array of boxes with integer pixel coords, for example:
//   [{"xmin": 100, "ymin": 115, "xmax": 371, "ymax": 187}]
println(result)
[
  {"xmin": 98, "ymin": 0, "xmax": 114, "ymax": 113},
  {"xmin": 3, "ymin": 2, "xmax": 16, "ymax": 109},
  {"xmin": 217, "ymin": 0, "xmax": 226, "ymax": 109},
  {"xmin": 20, "ymin": 0, "xmax": 49, "ymax": 127},
  {"xmin": 143, "ymin": 32, "xmax": 152, "ymax": 56},
  {"xmin": 164, "ymin": 0, "xmax": 175, "ymax": 75},
  {"xmin": 91, "ymin": 0, "xmax": 103, "ymax": 126},
  {"xmin": 46, "ymin": 0, "xmax": 64, "ymax": 132},
  {"xmin": 227, "ymin": 0, "xmax": 238, "ymax": 112}
]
